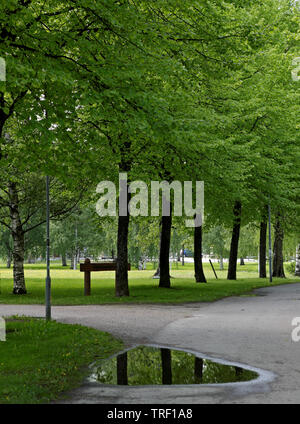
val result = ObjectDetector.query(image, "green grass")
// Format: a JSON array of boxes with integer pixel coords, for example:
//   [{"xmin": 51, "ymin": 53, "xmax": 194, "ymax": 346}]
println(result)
[
  {"xmin": 0, "ymin": 262, "xmax": 298, "ymax": 305},
  {"xmin": 0, "ymin": 316, "xmax": 123, "ymax": 404}
]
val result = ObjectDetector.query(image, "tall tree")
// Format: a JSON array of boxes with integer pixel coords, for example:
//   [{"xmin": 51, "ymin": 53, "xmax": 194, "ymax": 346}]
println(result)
[
  {"xmin": 227, "ymin": 201, "xmax": 242, "ymax": 280},
  {"xmin": 272, "ymin": 215, "xmax": 286, "ymax": 278},
  {"xmin": 0, "ymin": 172, "xmax": 81, "ymax": 293},
  {"xmin": 194, "ymin": 218, "xmax": 207, "ymax": 283}
]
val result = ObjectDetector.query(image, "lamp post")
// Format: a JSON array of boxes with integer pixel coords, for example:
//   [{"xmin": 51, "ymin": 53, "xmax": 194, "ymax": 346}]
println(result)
[
  {"xmin": 268, "ymin": 203, "xmax": 272, "ymax": 283},
  {"xmin": 45, "ymin": 175, "xmax": 51, "ymax": 320}
]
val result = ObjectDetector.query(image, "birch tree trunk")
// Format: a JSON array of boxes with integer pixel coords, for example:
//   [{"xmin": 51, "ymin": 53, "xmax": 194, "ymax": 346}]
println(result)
[
  {"xmin": 9, "ymin": 182, "xmax": 27, "ymax": 294},
  {"xmin": 219, "ymin": 256, "xmax": 224, "ymax": 270},
  {"xmin": 70, "ymin": 254, "xmax": 74, "ymax": 269},
  {"xmin": 6, "ymin": 252, "xmax": 12, "ymax": 268},
  {"xmin": 153, "ymin": 224, "xmax": 161, "ymax": 278}
]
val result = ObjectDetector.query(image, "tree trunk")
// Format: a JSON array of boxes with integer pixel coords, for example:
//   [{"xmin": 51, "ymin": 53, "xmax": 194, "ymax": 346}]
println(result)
[
  {"xmin": 153, "ymin": 226, "xmax": 161, "ymax": 278},
  {"xmin": 159, "ymin": 213, "xmax": 172, "ymax": 288},
  {"xmin": 116, "ymin": 213, "xmax": 130, "ymax": 296},
  {"xmin": 272, "ymin": 216, "xmax": 285, "ymax": 278},
  {"xmin": 181, "ymin": 244, "xmax": 185, "ymax": 266},
  {"xmin": 6, "ymin": 252, "xmax": 12, "ymax": 268},
  {"xmin": 259, "ymin": 219, "xmax": 267, "ymax": 278},
  {"xmin": 9, "ymin": 182, "xmax": 27, "ymax": 294},
  {"xmin": 240, "ymin": 257, "xmax": 245, "ymax": 265},
  {"xmin": 219, "ymin": 256, "xmax": 224, "ymax": 270},
  {"xmin": 62, "ymin": 252, "xmax": 67, "ymax": 267},
  {"xmin": 12, "ymin": 228, "xmax": 26, "ymax": 294},
  {"xmin": 295, "ymin": 244, "xmax": 300, "ymax": 277},
  {"xmin": 227, "ymin": 201, "xmax": 242, "ymax": 280},
  {"xmin": 194, "ymin": 221, "xmax": 206, "ymax": 283},
  {"xmin": 115, "ymin": 150, "xmax": 131, "ymax": 296},
  {"xmin": 153, "ymin": 265, "xmax": 160, "ymax": 277},
  {"xmin": 72, "ymin": 251, "xmax": 77, "ymax": 270},
  {"xmin": 27, "ymin": 256, "xmax": 35, "ymax": 264},
  {"xmin": 70, "ymin": 254, "xmax": 74, "ymax": 269}
]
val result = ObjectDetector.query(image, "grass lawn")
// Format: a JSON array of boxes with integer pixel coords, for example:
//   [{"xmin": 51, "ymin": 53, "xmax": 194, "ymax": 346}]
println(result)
[
  {"xmin": 0, "ymin": 316, "xmax": 123, "ymax": 404},
  {"xmin": 0, "ymin": 261, "xmax": 299, "ymax": 305}
]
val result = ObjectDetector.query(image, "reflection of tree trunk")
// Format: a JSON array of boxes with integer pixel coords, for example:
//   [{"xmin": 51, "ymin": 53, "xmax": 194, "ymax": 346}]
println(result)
[
  {"xmin": 235, "ymin": 366, "xmax": 243, "ymax": 378},
  {"xmin": 227, "ymin": 201, "xmax": 242, "ymax": 280},
  {"xmin": 161, "ymin": 348, "xmax": 172, "ymax": 384},
  {"xmin": 194, "ymin": 357, "xmax": 203, "ymax": 383},
  {"xmin": 259, "ymin": 218, "xmax": 267, "ymax": 278},
  {"xmin": 117, "ymin": 352, "xmax": 128, "ymax": 385},
  {"xmin": 272, "ymin": 215, "xmax": 285, "ymax": 278},
  {"xmin": 194, "ymin": 221, "xmax": 206, "ymax": 283}
]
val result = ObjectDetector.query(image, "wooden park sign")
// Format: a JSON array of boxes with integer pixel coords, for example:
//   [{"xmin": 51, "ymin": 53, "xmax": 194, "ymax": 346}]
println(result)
[{"xmin": 80, "ymin": 258, "xmax": 131, "ymax": 296}]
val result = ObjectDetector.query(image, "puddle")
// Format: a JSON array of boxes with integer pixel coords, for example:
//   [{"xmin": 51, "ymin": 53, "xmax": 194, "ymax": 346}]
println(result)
[{"xmin": 89, "ymin": 346, "xmax": 258, "ymax": 386}]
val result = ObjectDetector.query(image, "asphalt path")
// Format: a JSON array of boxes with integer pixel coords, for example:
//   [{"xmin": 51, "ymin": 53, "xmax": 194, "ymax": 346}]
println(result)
[{"xmin": 1, "ymin": 283, "xmax": 300, "ymax": 403}]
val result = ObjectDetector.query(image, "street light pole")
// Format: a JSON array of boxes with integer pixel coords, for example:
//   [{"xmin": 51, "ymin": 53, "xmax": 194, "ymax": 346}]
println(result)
[
  {"xmin": 268, "ymin": 203, "xmax": 272, "ymax": 283},
  {"xmin": 45, "ymin": 175, "xmax": 51, "ymax": 320}
]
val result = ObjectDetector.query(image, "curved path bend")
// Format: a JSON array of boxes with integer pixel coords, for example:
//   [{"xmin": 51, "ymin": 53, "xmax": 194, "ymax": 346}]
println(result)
[{"xmin": 1, "ymin": 283, "xmax": 300, "ymax": 404}]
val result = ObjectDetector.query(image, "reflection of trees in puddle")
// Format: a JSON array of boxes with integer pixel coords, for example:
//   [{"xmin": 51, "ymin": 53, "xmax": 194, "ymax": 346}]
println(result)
[
  {"xmin": 161, "ymin": 348, "xmax": 172, "ymax": 384},
  {"xmin": 117, "ymin": 352, "xmax": 128, "ymax": 385},
  {"xmin": 194, "ymin": 357, "xmax": 203, "ymax": 383},
  {"xmin": 94, "ymin": 346, "xmax": 258, "ymax": 385}
]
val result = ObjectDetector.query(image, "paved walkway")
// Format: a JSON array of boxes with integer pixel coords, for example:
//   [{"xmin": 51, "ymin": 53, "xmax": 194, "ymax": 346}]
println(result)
[{"xmin": 1, "ymin": 283, "xmax": 300, "ymax": 403}]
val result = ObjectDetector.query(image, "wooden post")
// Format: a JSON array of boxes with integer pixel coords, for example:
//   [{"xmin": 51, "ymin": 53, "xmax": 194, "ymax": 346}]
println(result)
[
  {"xmin": 84, "ymin": 258, "xmax": 91, "ymax": 296},
  {"xmin": 80, "ymin": 260, "xmax": 130, "ymax": 296}
]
